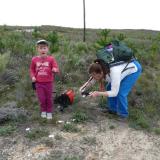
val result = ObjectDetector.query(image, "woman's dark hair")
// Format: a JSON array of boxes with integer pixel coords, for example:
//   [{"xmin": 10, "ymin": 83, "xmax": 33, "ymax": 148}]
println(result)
[{"xmin": 89, "ymin": 59, "xmax": 110, "ymax": 78}]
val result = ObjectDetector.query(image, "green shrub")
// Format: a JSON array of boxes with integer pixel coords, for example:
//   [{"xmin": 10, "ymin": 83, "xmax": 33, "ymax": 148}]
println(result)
[
  {"xmin": 32, "ymin": 27, "xmax": 42, "ymax": 38},
  {"xmin": 0, "ymin": 37, "xmax": 5, "ymax": 52},
  {"xmin": 0, "ymin": 52, "xmax": 10, "ymax": 72},
  {"xmin": 96, "ymin": 29, "xmax": 112, "ymax": 48},
  {"xmin": 0, "ymin": 69, "xmax": 18, "ymax": 85},
  {"xmin": 5, "ymin": 32, "xmax": 25, "ymax": 55},
  {"xmin": 47, "ymin": 31, "xmax": 59, "ymax": 52},
  {"xmin": 117, "ymin": 33, "xmax": 126, "ymax": 41}
]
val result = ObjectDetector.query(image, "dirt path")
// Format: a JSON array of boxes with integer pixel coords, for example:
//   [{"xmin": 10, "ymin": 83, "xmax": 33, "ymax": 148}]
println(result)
[
  {"xmin": 0, "ymin": 115, "xmax": 160, "ymax": 160},
  {"xmin": 0, "ymin": 98, "xmax": 159, "ymax": 160}
]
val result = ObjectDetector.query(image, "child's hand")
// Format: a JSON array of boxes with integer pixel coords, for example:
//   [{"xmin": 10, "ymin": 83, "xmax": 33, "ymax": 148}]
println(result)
[
  {"xmin": 52, "ymin": 67, "xmax": 59, "ymax": 73},
  {"xmin": 32, "ymin": 76, "xmax": 36, "ymax": 82}
]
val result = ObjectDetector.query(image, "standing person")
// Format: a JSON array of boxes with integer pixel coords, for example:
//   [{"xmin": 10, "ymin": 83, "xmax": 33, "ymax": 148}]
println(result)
[
  {"xmin": 30, "ymin": 39, "xmax": 59, "ymax": 119},
  {"xmin": 79, "ymin": 59, "xmax": 142, "ymax": 121}
]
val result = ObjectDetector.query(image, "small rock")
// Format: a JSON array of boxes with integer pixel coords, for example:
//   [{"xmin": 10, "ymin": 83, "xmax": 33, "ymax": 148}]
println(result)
[
  {"xmin": 25, "ymin": 128, "xmax": 30, "ymax": 131},
  {"xmin": 57, "ymin": 120, "xmax": 64, "ymax": 124},
  {"xmin": 48, "ymin": 134, "xmax": 54, "ymax": 138}
]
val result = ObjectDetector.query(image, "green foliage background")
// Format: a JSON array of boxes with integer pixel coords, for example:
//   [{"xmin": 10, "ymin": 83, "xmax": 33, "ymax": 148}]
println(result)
[{"xmin": 0, "ymin": 25, "xmax": 160, "ymax": 131}]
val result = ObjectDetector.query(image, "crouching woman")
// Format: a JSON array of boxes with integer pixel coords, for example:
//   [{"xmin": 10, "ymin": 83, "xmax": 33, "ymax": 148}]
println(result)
[{"xmin": 79, "ymin": 59, "xmax": 142, "ymax": 119}]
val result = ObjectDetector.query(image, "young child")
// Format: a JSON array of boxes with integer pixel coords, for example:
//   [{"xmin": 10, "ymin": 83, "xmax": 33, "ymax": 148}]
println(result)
[{"xmin": 30, "ymin": 39, "xmax": 59, "ymax": 119}]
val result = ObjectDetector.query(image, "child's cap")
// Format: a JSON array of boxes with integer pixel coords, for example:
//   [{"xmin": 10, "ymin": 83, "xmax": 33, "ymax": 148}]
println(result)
[{"xmin": 36, "ymin": 39, "xmax": 49, "ymax": 46}]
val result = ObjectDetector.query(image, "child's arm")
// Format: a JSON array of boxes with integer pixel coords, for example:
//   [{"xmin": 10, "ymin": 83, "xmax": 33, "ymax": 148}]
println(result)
[
  {"xmin": 30, "ymin": 58, "xmax": 36, "ymax": 82},
  {"xmin": 51, "ymin": 57, "xmax": 59, "ymax": 73}
]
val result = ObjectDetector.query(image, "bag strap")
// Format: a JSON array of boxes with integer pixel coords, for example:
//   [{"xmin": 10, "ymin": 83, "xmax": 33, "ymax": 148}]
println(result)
[{"xmin": 121, "ymin": 58, "xmax": 136, "ymax": 73}]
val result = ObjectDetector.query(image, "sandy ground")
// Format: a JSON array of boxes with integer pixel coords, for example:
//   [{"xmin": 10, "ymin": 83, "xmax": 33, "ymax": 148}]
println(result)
[
  {"xmin": 0, "ymin": 113, "xmax": 160, "ymax": 160},
  {"xmin": 0, "ymin": 98, "xmax": 160, "ymax": 160}
]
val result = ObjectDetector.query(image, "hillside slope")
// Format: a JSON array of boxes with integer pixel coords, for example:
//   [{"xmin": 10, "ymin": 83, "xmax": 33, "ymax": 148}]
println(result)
[{"xmin": 0, "ymin": 25, "xmax": 160, "ymax": 160}]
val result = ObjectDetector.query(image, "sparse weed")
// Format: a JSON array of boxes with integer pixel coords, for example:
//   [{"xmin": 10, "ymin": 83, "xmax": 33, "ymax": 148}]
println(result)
[
  {"xmin": 64, "ymin": 156, "xmax": 80, "ymax": 160},
  {"xmin": 81, "ymin": 136, "xmax": 97, "ymax": 146},
  {"xmin": 72, "ymin": 111, "xmax": 88, "ymax": 123},
  {"xmin": 25, "ymin": 128, "xmax": 49, "ymax": 140},
  {"xmin": 42, "ymin": 138, "xmax": 55, "ymax": 147},
  {"xmin": 154, "ymin": 128, "xmax": 160, "ymax": 135},
  {"xmin": 43, "ymin": 150, "xmax": 81, "ymax": 160},
  {"xmin": 109, "ymin": 125, "xmax": 115, "ymax": 130},
  {"xmin": 0, "ymin": 125, "xmax": 16, "ymax": 136},
  {"xmin": 54, "ymin": 134, "xmax": 64, "ymax": 140},
  {"xmin": 63, "ymin": 123, "xmax": 80, "ymax": 133},
  {"xmin": 129, "ymin": 108, "xmax": 150, "ymax": 130}
]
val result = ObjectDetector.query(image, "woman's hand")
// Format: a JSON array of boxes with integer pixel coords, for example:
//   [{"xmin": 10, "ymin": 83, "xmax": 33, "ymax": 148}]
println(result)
[
  {"xmin": 89, "ymin": 91, "xmax": 108, "ymax": 97},
  {"xmin": 89, "ymin": 91, "xmax": 100, "ymax": 97}
]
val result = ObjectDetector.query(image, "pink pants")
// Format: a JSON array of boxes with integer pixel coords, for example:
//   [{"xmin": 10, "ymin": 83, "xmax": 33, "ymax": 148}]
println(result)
[{"xmin": 36, "ymin": 82, "xmax": 54, "ymax": 113}]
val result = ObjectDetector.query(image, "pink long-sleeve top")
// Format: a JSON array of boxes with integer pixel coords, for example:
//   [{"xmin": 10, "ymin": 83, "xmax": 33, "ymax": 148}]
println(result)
[{"xmin": 30, "ymin": 55, "xmax": 59, "ymax": 82}]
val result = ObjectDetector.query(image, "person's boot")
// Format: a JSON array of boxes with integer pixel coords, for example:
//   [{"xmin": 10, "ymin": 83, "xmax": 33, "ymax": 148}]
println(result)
[
  {"xmin": 100, "ymin": 108, "xmax": 117, "ymax": 115},
  {"xmin": 116, "ymin": 116, "xmax": 128, "ymax": 122}
]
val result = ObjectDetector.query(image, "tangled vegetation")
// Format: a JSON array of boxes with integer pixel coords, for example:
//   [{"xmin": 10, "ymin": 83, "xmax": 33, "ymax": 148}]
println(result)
[{"xmin": 0, "ymin": 25, "xmax": 160, "ymax": 133}]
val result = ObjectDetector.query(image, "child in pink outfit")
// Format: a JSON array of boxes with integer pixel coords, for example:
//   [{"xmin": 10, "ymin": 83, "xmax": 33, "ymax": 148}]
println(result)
[{"xmin": 30, "ymin": 40, "xmax": 59, "ymax": 119}]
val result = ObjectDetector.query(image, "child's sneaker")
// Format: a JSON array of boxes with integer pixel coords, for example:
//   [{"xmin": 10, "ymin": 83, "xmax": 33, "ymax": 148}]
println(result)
[
  {"xmin": 47, "ymin": 113, "xmax": 52, "ymax": 120},
  {"xmin": 41, "ymin": 112, "xmax": 47, "ymax": 118}
]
